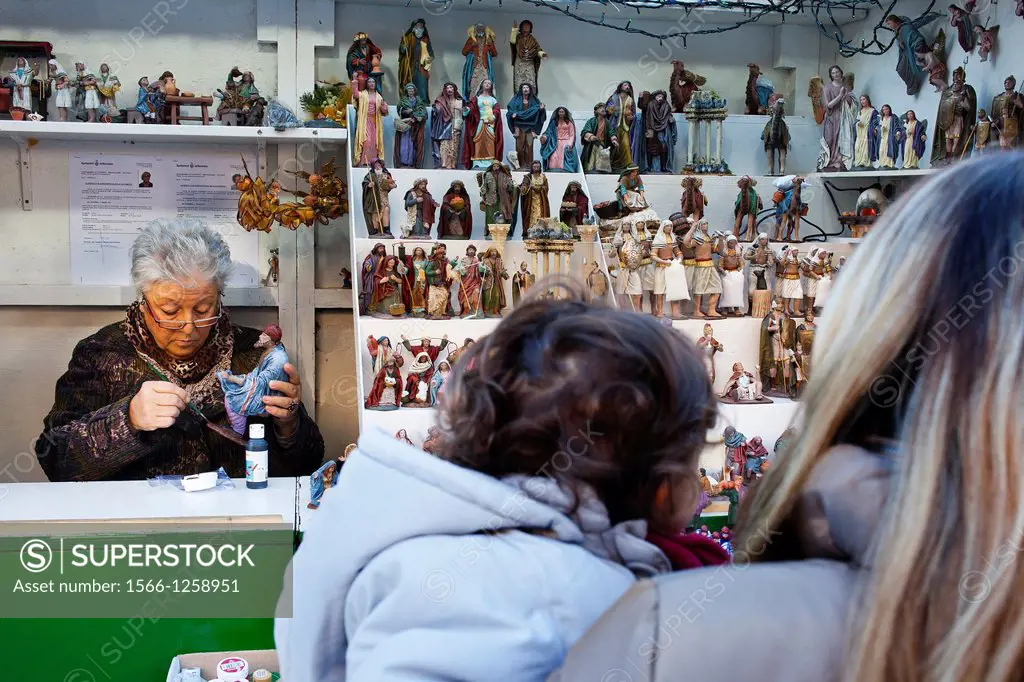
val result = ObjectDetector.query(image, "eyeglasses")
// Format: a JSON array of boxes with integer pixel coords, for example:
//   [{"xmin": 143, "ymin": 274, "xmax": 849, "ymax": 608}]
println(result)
[{"xmin": 143, "ymin": 296, "xmax": 222, "ymax": 330}]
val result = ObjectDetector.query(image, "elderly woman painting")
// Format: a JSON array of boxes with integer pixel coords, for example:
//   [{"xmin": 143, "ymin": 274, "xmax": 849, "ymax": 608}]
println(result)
[{"xmin": 34, "ymin": 219, "xmax": 325, "ymax": 481}]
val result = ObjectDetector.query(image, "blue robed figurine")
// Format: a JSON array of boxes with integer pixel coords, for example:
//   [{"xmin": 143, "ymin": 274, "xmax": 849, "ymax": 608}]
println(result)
[
  {"xmin": 218, "ymin": 324, "xmax": 289, "ymax": 435},
  {"xmin": 307, "ymin": 448, "xmax": 350, "ymax": 510},
  {"xmin": 506, "ymin": 84, "xmax": 546, "ymax": 170}
]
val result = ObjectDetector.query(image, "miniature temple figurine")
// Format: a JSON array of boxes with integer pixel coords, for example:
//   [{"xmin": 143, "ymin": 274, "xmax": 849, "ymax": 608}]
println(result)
[
  {"xmin": 367, "ymin": 334, "xmax": 395, "ymax": 376},
  {"xmin": 369, "ymin": 255, "xmax": 408, "ymax": 317},
  {"xmin": 733, "ymin": 176, "xmax": 762, "ymax": 241},
  {"xmin": 581, "ymin": 103, "xmax": 613, "ymax": 173},
  {"xmin": 776, "ymin": 247, "xmax": 803, "ymax": 317},
  {"xmin": 510, "ymin": 19, "xmax": 546, "ymax": 94},
  {"xmin": 403, "ymin": 352, "xmax": 436, "ymax": 407},
  {"xmin": 683, "ymin": 219, "xmax": 723, "ymax": 318},
  {"xmin": 463, "ymin": 24, "xmax": 497, "ymax": 98},
  {"xmin": 919, "ymin": 29, "xmax": 949, "ymax": 93},
  {"xmin": 217, "ymin": 325, "xmax": 289, "ymax": 434},
  {"xmin": 638, "ymin": 90, "xmax": 677, "ymax": 174},
  {"xmin": 347, "ymin": 32, "xmax": 384, "ymax": 98},
  {"xmin": 559, "ymin": 182, "xmax": 589, "ymax": 237},
  {"xmin": 720, "ymin": 362, "xmax": 768, "ymax": 403},
  {"xmin": 718, "ymin": 235, "xmax": 747, "ymax": 317},
  {"xmin": 680, "ymin": 175, "xmax": 709, "ymax": 221},
  {"xmin": 362, "ymin": 161, "xmax": 396, "ymax": 238},
  {"xmin": 399, "ymin": 246, "xmax": 430, "ymax": 316},
  {"xmin": 900, "ymin": 110, "xmax": 928, "ymax": 168},
  {"xmin": 875, "ymin": 104, "xmax": 902, "ymax": 169},
  {"xmin": 883, "ymin": 14, "xmax": 941, "ymax": 96},
  {"xmin": 360, "ymin": 244, "xmax": 387, "ymax": 314},
  {"xmin": 431, "ymin": 82, "xmax": 465, "ymax": 169},
  {"xmin": 607, "ymin": 81, "xmax": 641, "ymax": 172},
  {"xmin": 353, "ymin": 77, "xmax": 388, "ymax": 167},
  {"xmin": 670, "ymin": 60, "xmax": 706, "ymax": 112},
  {"xmin": 854, "ymin": 95, "xmax": 880, "ymax": 169},
  {"xmin": 439, "ymin": 181, "xmax": 473, "ymax": 238},
  {"xmin": 480, "ymin": 247, "xmax": 508, "ymax": 317},
  {"xmin": 265, "ymin": 248, "xmax": 280, "ymax": 286},
  {"xmin": 512, "ymin": 261, "xmax": 535, "ymax": 306},
  {"xmin": 453, "ymin": 244, "xmax": 485, "ymax": 318},
  {"xmin": 478, "ymin": 161, "xmax": 520, "ymax": 235},
  {"xmin": 932, "ymin": 66, "xmax": 977, "ymax": 166},
  {"xmin": 401, "ymin": 178, "xmax": 438, "ymax": 239},
  {"xmin": 975, "ymin": 25, "xmax": 998, "ymax": 62},
  {"xmin": 796, "ymin": 311, "xmax": 817, "ymax": 385},
  {"xmin": 815, "ymin": 65, "xmax": 856, "ymax": 172},
  {"xmin": 398, "ymin": 19, "xmax": 433, "ymax": 102},
  {"xmin": 762, "ymin": 97, "xmax": 790, "ymax": 176},
  {"xmin": 696, "ymin": 323, "xmax": 724, "ymax": 383},
  {"xmin": 613, "ymin": 222, "xmax": 646, "ymax": 310},
  {"xmin": 462, "ymin": 79, "xmax": 503, "ymax": 170},
  {"xmin": 773, "ymin": 175, "xmax": 806, "ymax": 242},
  {"xmin": 949, "ymin": 4, "xmax": 975, "ymax": 53},
  {"xmin": 48, "ymin": 60, "xmax": 72, "ymax": 121},
  {"xmin": 97, "ymin": 63, "xmax": 120, "ymax": 110},
  {"xmin": 425, "ymin": 243, "xmax": 453, "ymax": 319},
  {"xmin": 745, "ymin": 63, "xmax": 774, "ymax": 115},
  {"xmin": 541, "ymin": 106, "xmax": 579, "ymax": 172},
  {"xmin": 506, "ymin": 84, "xmax": 546, "ymax": 169},
  {"xmin": 975, "ymin": 109, "xmax": 992, "ymax": 151},
  {"xmin": 9, "ymin": 57, "xmax": 35, "ymax": 114},
  {"xmin": 307, "ymin": 457, "xmax": 344, "ymax": 509},
  {"xmin": 519, "ymin": 161, "xmax": 551, "ymax": 232},
  {"xmin": 430, "ymin": 360, "xmax": 452, "ymax": 404},
  {"xmin": 394, "ymin": 83, "xmax": 427, "ymax": 169},
  {"xmin": 366, "ymin": 357, "xmax": 403, "ymax": 411},
  {"xmin": 991, "ymin": 76, "xmax": 1024, "ymax": 149},
  {"xmin": 744, "ymin": 233, "xmax": 775, "ymax": 318},
  {"xmin": 759, "ymin": 297, "xmax": 798, "ymax": 398}
]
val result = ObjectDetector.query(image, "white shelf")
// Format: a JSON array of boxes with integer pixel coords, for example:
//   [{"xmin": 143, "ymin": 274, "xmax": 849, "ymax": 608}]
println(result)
[
  {"xmin": 313, "ymin": 288, "xmax": 354, "ymax": 309},
  {"xmin": 808, "ymin": 168, "xmax": 934, "ymax": 179},
  {"xmin": 0, "ymin": 121, "xmax": 346, "ymax": 145},
  {"xmin": 0, "ymin": 284, "xmax": 279, "ymax": 307}
]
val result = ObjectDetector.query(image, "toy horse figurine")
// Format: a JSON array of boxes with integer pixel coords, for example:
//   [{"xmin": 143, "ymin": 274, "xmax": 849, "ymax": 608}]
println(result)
[
  {"xmin": 761, "ymin": 97, "xmax": 789, "ymax": 176},
  {"xmin": 217, "ymin": 324, "xmax": 289, "ymax": 435}
]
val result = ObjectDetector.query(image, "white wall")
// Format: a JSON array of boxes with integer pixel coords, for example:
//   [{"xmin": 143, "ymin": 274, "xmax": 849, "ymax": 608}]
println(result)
[{"xmin": 319, "ymin": 1, "xmax": 810, "ymax": 115}]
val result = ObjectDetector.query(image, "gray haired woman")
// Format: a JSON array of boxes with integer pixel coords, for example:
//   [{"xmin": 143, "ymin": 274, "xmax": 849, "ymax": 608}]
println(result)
[{"xmin": 35, "ymin": 219, "xmax": 324, "ymax": 481}]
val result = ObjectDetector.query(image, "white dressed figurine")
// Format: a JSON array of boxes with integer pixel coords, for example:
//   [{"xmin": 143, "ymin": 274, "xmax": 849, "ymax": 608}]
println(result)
[
  {"xmin": 9, "ymin": 57, "xmax": 35, "ymax": 112},
  {"xmin": 47, "ymin": 59, "xmax": 73, "ymax": 121}
]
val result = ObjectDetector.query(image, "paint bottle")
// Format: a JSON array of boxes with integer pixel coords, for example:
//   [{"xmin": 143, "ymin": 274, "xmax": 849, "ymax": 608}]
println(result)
[{"xmin": 246, "ymin": 423, "xmax": 269, "ymax": 489}]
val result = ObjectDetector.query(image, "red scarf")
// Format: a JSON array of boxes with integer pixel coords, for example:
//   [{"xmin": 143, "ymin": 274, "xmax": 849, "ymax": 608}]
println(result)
[{"xmin": 647, "ymin": 530, "xmax": 730, "ymax": 571}]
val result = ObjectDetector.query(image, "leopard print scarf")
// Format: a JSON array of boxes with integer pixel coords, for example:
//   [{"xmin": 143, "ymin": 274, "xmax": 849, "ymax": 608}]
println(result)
[{"xmin": 122, "ymin": 300, "xmax": 234, "ymax": 410}]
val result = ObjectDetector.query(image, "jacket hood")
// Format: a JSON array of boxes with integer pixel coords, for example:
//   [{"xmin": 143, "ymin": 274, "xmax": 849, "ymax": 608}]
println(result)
[{"xmin": 277, "ymin": 427, "xmax": 667, "ymax": 679}]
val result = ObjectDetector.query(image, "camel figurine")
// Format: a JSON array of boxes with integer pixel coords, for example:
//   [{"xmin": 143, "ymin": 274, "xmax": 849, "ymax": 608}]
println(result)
[
  {"xmin": 670, "ymin": 60, "xmax": 707, "ymax": 113},
  {"xmin": 773, "ymin": 175, "xmax": 806, "ymax": 243},
  {"xmin": 733, "ymin": 176, "xmax": 763, "ymax": 242},
  {"xmin": 680, "ymin": 175, "xmax": 709, "ymax": 221},
  {"xmin": 761, "ymin": 96, "xmax": 790, "ymax": 176}
]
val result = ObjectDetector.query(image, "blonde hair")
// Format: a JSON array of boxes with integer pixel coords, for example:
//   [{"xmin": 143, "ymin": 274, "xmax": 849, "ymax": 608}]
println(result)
[{"xmin": 738, "ymin": 153, "xmax": 1024, "ymax": 682}]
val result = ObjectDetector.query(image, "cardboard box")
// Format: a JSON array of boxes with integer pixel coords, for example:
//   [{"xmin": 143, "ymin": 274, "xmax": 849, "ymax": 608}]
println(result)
[{"xmin": 166, "ymin": 649, "xmax": 278, "ymax": 682}]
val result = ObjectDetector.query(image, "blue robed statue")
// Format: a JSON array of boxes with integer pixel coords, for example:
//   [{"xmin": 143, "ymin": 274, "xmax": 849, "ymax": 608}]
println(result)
[{"xmin": 218, "ymin": 324, "xmax": 289, "ymax": 434}]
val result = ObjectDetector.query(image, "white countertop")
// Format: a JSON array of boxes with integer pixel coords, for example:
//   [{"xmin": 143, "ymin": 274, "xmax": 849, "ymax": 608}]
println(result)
[{"xmin": 0, "ymin": 477, "xmax": 299, "ymax": 525}]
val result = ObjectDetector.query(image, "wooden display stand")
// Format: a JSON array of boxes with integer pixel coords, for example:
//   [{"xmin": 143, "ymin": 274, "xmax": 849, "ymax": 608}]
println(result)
[{"xmin": 165, "ymin": 94, "xmax": 215, "ymax": 125}]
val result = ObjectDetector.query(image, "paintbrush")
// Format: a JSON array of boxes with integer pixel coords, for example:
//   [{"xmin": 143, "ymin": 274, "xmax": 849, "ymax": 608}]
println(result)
[{"xmin": 140, "ymin": 358, "xmax": 249, "ymax": 447}]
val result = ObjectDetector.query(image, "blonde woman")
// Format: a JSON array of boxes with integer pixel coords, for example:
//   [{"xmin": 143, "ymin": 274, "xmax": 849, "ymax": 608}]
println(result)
[{"xmin": 550, "ymin": 153, "xmax": 1024, "ymax": 682}]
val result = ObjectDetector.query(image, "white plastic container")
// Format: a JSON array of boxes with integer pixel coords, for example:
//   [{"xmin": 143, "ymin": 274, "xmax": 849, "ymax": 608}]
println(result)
[{"xmin": 216, "ymin": 656, "xmax": 249, "ymax": 682}]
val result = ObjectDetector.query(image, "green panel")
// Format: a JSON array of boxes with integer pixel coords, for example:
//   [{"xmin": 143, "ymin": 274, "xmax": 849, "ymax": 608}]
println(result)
[{"xmin": 0, "ymin": 618, "xmax": 273, "ymax": 680}]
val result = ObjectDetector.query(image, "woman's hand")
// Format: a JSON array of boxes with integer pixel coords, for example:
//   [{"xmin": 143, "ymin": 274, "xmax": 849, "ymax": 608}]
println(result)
[
  {"xmin": 264, "ymin": 363, "xmax": 302, "ymax": 436},
  {"xmin": 129, "ymin": 381, "xmax": 188, "ymax": 431}
]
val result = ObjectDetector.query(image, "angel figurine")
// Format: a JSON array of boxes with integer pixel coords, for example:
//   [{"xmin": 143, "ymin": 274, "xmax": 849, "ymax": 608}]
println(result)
[
  {"xmin": 884, "ymin": 13, "xmax": 942, "ymax": 96},
  {"xmin": 916, "ymin": 29, "xmax": 948, "ymax": 93},
  {"xmin": 217, "ymin": 324, "xmax": 290, "ymax": 435}
]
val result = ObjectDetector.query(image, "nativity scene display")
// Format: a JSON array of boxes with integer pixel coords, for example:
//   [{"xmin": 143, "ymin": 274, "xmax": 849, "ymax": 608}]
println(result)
[{"xmin": 363, "ymin": 334, "xmax": 459, "ymax": 411}]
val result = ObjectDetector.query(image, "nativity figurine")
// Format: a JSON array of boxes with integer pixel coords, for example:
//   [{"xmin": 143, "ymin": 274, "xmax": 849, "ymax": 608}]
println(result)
[
  {"xmin": 647, "ymin": 221, "xmax": 677, "ymax": 318},
  {"xmin": 431, "ymin": 82, "xmax": 465, "ymax": 169},
  {"xmin": 394, "ymin": 83, "xmax": 427, "ymax": 169},
  {"xmin": 775, "ymin": 247, "xmax": 803, "ymax": 317},
  {"xmin": 696, "ymin": 323, "xmax": 724, "ymax": 383},
  {"xmin": 975, "ymin": 109, "xmax": 992, "ymax": 151},
  {"xmin": 48, "ymin": 59, "xmax": 72, "ymax": 121},
  {"xmin": 876, "ymin": 104, "xmax": 902, "ymax": 169},
  {"xmin": 97, "ymin": 63, "xmax": 120, "ymax": 112},
  {"xmin": 422, "ymin": 426, "xmax": 443, "ymax": 454},
  {"xmin": 733, "ymin": 176, "xmax": 762, "ymax": 241},
  {"xmin": 744, "ymin": 233, "xmax": 775, "ymax": 318},
  {"xmin": 581, "ymin": 103, "xmax": 613, "ymax": 173},
  {"xmin": 425, "ymin": 243, "xmax": 454, "ymax": 319},
  {"xmin": 217, "ymin": 325, "xmax": 289, "ymax": 435},
  {"xmin": 398, "ymin": 19, "xmax": 433, "ymax": 102},
  {"xmin": 991, "ymin": 75, "xmax": 1023, "ymax": 149},
  {"xmin": 519, "ymin": 161, "xmax": 551, "ymax": 232},
  {"xmin": 931, "ymin": 66, "xmax": 977, "ymax": 166},
  {"xmin": 587, "ymin": 259, "xmax": 611, "ymax": 301},
  {"xmin": 506, "ymin": 84, "xmax": 546, "ymax": 170},
  {"xmin": 463, "ymin": 24, "xmax": 497, "ymax": 99},
  {"xmin": 510, "ymin": 19, "xmax": 546, "ymax": 94},
  {"xmin": 265, "ymin": 248, "xmax": 280, "ymax": 286},
  {"xmin": 814, "ymin": 66, "xmax": 856, "ymax": 172},
  {"xmin": 718, "ymin": 235, "xmax": 747, "ymax": 317},
  {"xmin": 480, "ymin": 247, "xmax": 509, "ymax": 317},
  {"xmin": 682, "ymin": 219, "xmax": 723, "ymax": 318},
  {"xmin": 395, "ymin": 429, "xmax": 415, "ymax": 446},
  {"xmin": 640, "ymin": 90, "xmax": 677, "ymax": 173},
  {"xmin": 541, "ymin": 106, "xmax": 579, "ymax": 172},
  {"xmin": 762, "ymin": 96, "xmax": 789, "ymax": 176},
  {"xmin": 401, "ymin": 178, "xmax": 438, "ymax": 239},
  {"xmin": 463, "ymin": 79, "xmax": 503, "ymax": 170},
  {"xmin": 453, "ymin": 245, "xmax": 485, "ymax": 318},
  {"xmin": 366, "ymin": 334, "xmax": 395, "ymax": 376},
  {"xmin": 853, "ymin": 95, "xmax": 880, "ymax": 170},
  {"xmin": 353, "ymin": 77, "xmax": 387, "ymax": 167},
  {"xmin": 884, "ymin": 13, "xmax": 942, "ymax": 96},
  {"xmin": 347, "ymin": 32, "xmax": 384, "ymax": 99},
  {"xmin": 801, "ymin": 248, "xmax": 828, "ymax": 312},
  {"xmin": 399, "ymin": 246, "xmax": 431, "ymax": 316},
  {"xmin": 79, "ymin": 63, "xmax": 101, "ymax": 122},
  {"xmin": 773, "ymin": 175, "xmax": 807, "ymax": 242},
  {"xmin": 796, "ymin": 311, "xmax": 817, "ymax": 388},
  {"xmin": 670, "ymin": 60, "xmax": 706, "ymax": 112},
  {"xmin": 439, "ymin": 181, "xmax": 474, "ymax": 239},
  {"xmin": 512, "ymin": 261, "xmax": 535, "ymax": 306},
  {"xmin": 308, "ymin": 456, "xmax": 346, "ymax": 509},
  {"xmin": 975, "ymin": 24, "xmax": 998, "ymax": 62},
  {"xmin": 759, "ymin": 298, "xmax": 798, "ymax": 398},
  {"xmin": 365, "ymin": 357, "xmax": 403, "ymax": 411},
  {"xmin": 917, "ymin": 29, "xmax": 948, "ymax": 93},
  {"xmin": 478, "ymin": 161, "xmax": 520, "ymax": 236},
  {"xmin": 403, "ymin": 352, "xmax": 436, "ymax": 408},
  {"xmin": 9, "ymin": 57, "xmax": 36, "ymax": 115},
  {"xmin": 431, "ymin": 360, "xmax": 452, "ymax": 405},
  {"xmin": 900, "ymin": 110, "xmax": 928, "ymax": 168},
  {"xmin": 745, "ymin": 63, "xmax": 774, "ymax": 115},
  {"xmin": 362, "ymin": 160, "xmax": 397, "ymax": 238},
  {"xmin": 680, "ymin": 175, "xmax": 709, "ymax": 221},
  {"xmin": 949, "ymin": 4, "xmax": 975, "ymax": 53},
  {"xmin": 613, "ymin": 221, "xmax": 646, "ymax": 311},
  {"xmin": 368, "ymin": 255, "xmax": 408, "ymax": 317},
  {"xmin": 607, "ymin": 81, "xmax": 641, "ymax": 172},
  {"xmin": 559, "ymin": 182, "xmax": 589, "ymax": 238},
  {"xmin": 720, "ymin": 362, "xmax": 770, "ymax": 404}
]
